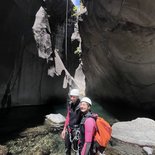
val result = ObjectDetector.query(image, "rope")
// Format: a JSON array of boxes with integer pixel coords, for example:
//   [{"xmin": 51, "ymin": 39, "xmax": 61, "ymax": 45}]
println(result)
[
  {"xmin": 68, "ymin": 125, "xmax": 80, "ymax": 153},
  {"xmin": 65, "ymin": 0, "xmax": 69, "ymax": 63},
  {"xmin": 71, "ymin": 129, "xmax": 80, "ymax": 153}
]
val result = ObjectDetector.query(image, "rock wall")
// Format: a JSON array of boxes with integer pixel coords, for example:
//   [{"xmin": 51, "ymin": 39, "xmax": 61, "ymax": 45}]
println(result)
[
  {"xmin": 0, "ymin": 0, "xmax": 72, "ymax": 107},
  {"xmin": 1, "ymin": 0, "xmax": 155, "ymax": 112},
  {"xmin": 80, "ymin": 0, "xmax": 155, "ymax": 109}
]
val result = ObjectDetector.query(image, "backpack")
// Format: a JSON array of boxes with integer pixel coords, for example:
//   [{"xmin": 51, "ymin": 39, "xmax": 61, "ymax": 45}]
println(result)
[
  {"xmin": 81, "ymin": 113, "xmax": 112, "ymax": 148},
  {"xmin": 94, "ymin": 116, "xmax": 112, "ymax": 147}
]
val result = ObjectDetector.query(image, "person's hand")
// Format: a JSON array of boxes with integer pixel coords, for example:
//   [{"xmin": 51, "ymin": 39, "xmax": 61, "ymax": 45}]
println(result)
[{"xmin": 61, "ymin": 129, "xmax": 66, "ymax": 139}]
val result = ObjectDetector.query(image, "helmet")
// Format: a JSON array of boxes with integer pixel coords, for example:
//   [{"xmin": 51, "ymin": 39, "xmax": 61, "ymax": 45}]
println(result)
[
  {"xmin": 81, "ymin": 97, "xmax": 92, "ymax": 105},
  {"xmin": 69, "ymin": 89, "xmax": 79, "ymax": 96}
]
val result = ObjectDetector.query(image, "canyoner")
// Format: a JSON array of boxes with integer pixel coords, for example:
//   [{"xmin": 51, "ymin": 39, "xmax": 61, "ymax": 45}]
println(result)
[
  {"xmin": 80, "ymin": 114, "xmax": 112, "ymax": 154},
  {"xmin": 61, "ymin": 89, "xmax": 82, "ymax": 155},
  {"xmin": 68, "ymin": 114, "xmax": 112, "ymax": 155},
  {"xmin": 79, "ymin": 97, "xmax": 112, "ymax": 155}
]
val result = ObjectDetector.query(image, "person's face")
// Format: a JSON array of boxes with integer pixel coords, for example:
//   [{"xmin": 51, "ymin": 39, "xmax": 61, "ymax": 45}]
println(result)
[
  {"xmin": 80, "ymin": 102, "xmax": 90, "ymax": 113},
  {"xmin": 70, "ymin": 95, "xmax": 78, "ymax": 103}
]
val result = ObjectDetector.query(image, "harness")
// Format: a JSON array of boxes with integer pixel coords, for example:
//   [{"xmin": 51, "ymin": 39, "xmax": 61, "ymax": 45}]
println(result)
[
  {"xmin": 67, "ymin": 99, "xmax": 81, "ymax": 153},
  {"xmin": 67, "ymin": 125, "xmax": 80, "ymax": 152}
]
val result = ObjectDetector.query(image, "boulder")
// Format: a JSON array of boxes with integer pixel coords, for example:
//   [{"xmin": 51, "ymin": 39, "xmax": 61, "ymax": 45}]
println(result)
[{"xmin": 112, "ymin": 118, "xmax": 155, "ymax": 146}]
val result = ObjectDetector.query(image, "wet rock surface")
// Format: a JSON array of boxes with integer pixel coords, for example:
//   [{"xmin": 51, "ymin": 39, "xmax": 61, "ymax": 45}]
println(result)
[
  {"xmin": 1, "ymin": 123, "xmax": 155, "ymax": 155},
  {"xmin": 106, "ymin": 138, "xmax": 155, "ymax": 155},
  {"xmin": 0, "ymin": 112, "xmax": 155, "ymax": 155},
  {"xmin": 3, "ymin": 125, "xmax": 65, "ymax": 155}
]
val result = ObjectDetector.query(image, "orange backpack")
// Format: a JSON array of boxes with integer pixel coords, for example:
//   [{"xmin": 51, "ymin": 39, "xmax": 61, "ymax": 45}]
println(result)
[{"xmin": 94, "ymin": 116, "xmax": 112, "ymax": 147}]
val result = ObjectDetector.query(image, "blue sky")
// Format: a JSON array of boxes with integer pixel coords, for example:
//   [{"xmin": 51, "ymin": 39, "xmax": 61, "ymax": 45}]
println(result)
[{"xmin": 71, "ymin": 0, "xmax": 80, "ymax": 6}]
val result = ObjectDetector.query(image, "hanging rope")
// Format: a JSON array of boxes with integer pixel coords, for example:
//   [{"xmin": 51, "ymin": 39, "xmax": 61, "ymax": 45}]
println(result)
[{"xmin": 65, "ymin": 0, "xmax": 69, "ymax": 64}]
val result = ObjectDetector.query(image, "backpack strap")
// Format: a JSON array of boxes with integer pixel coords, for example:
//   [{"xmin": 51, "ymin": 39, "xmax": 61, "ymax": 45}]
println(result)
[{"xmin": 80, "ymin": 111, "xmax": 93, "ymax": 125}]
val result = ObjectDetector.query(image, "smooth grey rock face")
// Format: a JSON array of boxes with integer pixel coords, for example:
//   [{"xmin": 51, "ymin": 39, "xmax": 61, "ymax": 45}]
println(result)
[
  {"xmin": 103, "ymin": 0, "xmax": 155, "ymax": 27},
  {"xmin": 112, "ymin": 118, "xmax": 155, "ymax": 146},
  {"xmin": 80, "ymin": 0, "xmax": 155, "ymax": 109}
]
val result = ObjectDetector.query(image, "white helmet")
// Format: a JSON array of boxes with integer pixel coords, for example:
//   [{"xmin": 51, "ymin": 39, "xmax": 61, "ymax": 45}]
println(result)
[
  {"xmin": 81, "ymin": 97, "xmax": 92, "ymax": 106},
  {"xmin": 69, "ymin": 89, "xmax": 79, "ymax": 96}
]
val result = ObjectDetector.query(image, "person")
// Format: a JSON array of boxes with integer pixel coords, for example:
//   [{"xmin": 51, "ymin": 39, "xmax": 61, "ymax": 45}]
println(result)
[
  {"xmin": 61, "ymin": 88, "xmax": 82, "ymax": 155},
  {"xmin": 79, "ymin": 97, "xmax": 97, "ymax": 155}
]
